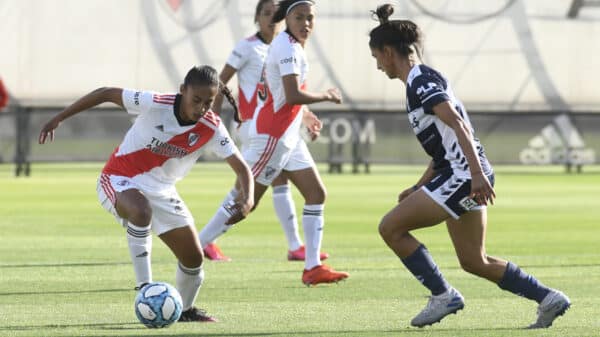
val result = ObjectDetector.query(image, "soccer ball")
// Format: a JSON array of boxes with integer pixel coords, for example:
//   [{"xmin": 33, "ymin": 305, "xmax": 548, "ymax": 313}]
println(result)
[{"xmin": 134, "ymin": 282, "xmax": 183, "ymax": 328}]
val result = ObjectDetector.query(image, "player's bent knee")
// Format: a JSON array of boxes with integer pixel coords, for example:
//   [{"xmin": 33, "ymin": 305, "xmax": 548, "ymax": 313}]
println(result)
[
  {"xmin": 378, "ymin": 215, "xmax": 399, "ymax": 240},
  {"xmin": 458, "ymin": 258, "xmax": 486, "ymax": 276},
  {"xmin": 128, "ymin": 207, "xmax": 152, "ymax": 227},
  {"xmin": 180, "ymin": 251, "xmax": 204, "ymax": 269}
]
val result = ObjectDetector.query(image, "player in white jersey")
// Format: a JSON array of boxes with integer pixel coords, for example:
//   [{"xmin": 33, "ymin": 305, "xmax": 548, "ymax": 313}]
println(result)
[
  {"xmin": 369, "ymin": 4, "xmax": 570, "ymax": 328},
  {"xmin": 38, "ymin": 66, "xmax": 254, "ymax": 323},
  {"xmin": 199, "ymin": 0, "xmax": 349, "ymax": 286},
  {"xmin": 199, "ymin": 0, "xmax": 329, "ymax": 263}
]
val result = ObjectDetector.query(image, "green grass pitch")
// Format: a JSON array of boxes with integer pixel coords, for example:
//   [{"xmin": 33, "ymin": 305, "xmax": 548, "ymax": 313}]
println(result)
[{"xmin": 1, "ymin": 163, "xmax": 599, "ymax": 337}]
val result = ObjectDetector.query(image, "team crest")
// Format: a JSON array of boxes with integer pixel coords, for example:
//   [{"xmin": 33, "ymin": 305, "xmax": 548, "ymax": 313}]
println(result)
[
  {"xmin": 188, "ymin": 133, "xmax": 199, "ymax": 146},
  {"xmin": 264, "ymin": 166, "xmax": 276, "ymax": 179}
]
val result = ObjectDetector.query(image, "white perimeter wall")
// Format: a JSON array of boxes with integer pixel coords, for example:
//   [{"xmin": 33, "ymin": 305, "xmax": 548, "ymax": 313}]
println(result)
[{"xmin": 1, "ymin": 0, "xmax": 599, "ymax": 111}]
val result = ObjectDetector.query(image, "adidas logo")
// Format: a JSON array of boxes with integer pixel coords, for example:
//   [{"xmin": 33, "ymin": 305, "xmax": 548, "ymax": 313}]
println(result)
[
  {"xmin": 519, "ymin": 114, "xmax": 595, "ymax": 166},
  {"xmin": 136, "ymin": 251, "xmax": 149, "ymax": 258}
]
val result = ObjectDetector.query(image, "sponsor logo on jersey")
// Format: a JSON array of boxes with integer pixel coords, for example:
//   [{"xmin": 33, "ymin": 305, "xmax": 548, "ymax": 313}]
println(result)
[
  {"xmin": 155, "ymin": 125, "xmax": 164, "ymax": 132},
  {"xmin": 146, "ymin": 137, "xmax": 189, "ymax": 158},
  {"xmin": 134, "ymin": 91, "xmax": 141, "ymax": 106},
  {"xmin": 280, "ymin": 56, "xmax": 296, "ymax": 64},
  {"xmin": 188, "ymin": 133, "xmax": 199, "ymax": 146},
  {"xmin": 416, "ymin": 82, "xmax": 438, "ymax": 99},
  {"xmin": 220, "ymin": 137, "xmax": 230, "ymax": 146}
]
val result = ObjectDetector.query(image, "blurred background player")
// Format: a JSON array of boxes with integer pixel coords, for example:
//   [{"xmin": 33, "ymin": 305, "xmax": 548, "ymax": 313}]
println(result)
[
  {"xmin": 199, "ymin": 0, "xmax": 328, "ymax": 263},
  {"xmin": 0, "ymin": 77, "xmax": 8, "ymax": 110},
  {"xmin": 38, "ymin": 65, "xmax": 254, "ymax": 322},
  {"xmin": 369, "ymin": 4, "xmax": 570, "ymax": 328},
  {"xmin": 199, "ymin": 0, "xmax": 349, "ymax": 286}
]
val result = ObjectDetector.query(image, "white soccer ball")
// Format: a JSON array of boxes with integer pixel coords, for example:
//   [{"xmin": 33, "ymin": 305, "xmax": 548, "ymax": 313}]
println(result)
[{"xmin": 134, "ymin": 282, "xmax": 183, "ymax": 328}]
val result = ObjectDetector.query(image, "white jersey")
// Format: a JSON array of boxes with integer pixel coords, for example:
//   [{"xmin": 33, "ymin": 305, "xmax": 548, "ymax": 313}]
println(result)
[
  {"xmin": 101, "ymin": 89, "xmax": 237, "ymax": 192},
  {"xmin": 252, "ymin": 30, "xmax": 308, "ymax": 148},
  {"xmin": 226, "ymin": 33, "xmax": 269, "ymax": 121}
]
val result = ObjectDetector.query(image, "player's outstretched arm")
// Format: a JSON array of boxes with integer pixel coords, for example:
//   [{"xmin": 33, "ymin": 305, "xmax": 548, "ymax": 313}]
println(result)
[
  {"xmin": 224, "ymin": 151, "xmax": 255, "ymax": 225},
  {"xmin": 38, "ymin": 87, "xmax": 124, "ymax": 144},
  {"xmin": 282, "ymin": 74, "xmax": 342, "ymax": 106}
]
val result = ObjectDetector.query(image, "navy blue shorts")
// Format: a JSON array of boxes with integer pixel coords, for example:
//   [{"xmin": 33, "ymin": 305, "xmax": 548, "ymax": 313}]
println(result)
[{"xmin": 422, "ymin": 169, "xmax": 495, "ymax": 219}]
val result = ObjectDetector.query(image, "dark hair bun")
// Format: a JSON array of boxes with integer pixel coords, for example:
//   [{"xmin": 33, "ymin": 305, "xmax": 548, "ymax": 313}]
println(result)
[{"xmin": 372, "ymin": 4, "xmax": 394, "ymax": 25}]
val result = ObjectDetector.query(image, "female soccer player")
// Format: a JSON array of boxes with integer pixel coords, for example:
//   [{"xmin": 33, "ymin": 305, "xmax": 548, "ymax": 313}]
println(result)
[
  {"xmin": 200, "ymin": 0, "xmax": 349, "ymax": 286},
  {"xmin": 368, "ymin": 4, "xmax": 570, "ymax": 329},
  {"xmin": 199, "ymin": 0, "xmax": 328, "ymax": 263},
  {"xmin": 38, "ymin": 66, "xmax": 254, "ymax": 322}
]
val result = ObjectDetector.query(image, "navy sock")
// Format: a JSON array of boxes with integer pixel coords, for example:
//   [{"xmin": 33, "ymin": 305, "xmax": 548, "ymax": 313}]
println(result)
[
  {"xmin": 497, "ymin": 262, "xmax": 550, "ymax": 303},
  {"xmin": 401, "ymin": 244, "xmax": 449, "ymax": 296}
]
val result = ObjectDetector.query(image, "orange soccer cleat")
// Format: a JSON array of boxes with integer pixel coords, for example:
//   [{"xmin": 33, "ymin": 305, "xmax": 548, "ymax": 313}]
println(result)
[
  {"xmin": 302, "ymin": 264, "xmax": 349, "ymax": 286},
  {"xmin": 288, "ymin": 245, "xmax": 330, "ymax": 261},
  {"xmin": 203, "ymin": 243, "xmax": 231, "ymax": 262}
]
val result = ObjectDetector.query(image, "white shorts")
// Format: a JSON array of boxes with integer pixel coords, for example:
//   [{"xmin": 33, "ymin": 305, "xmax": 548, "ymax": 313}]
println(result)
[
  {"xmin": 244, "ymin": 135, "xmax": 315, "ymax": 186},
  {"xmin": 234, "ymin": 120, "xmax": 252, "ymax": 152},
  {"xmin": 96, "ymin": 174, "xmax": 194, "ymax": 235},
  {"xmin": 422, "ymin": 169, "xmax": 494, "ymax": 220}
]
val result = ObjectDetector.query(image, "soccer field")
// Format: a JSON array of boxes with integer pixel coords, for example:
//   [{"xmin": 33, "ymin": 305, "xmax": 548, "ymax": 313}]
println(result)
[{"xmin": 1, "ymin": 163, "xmax": 599, "ymax": 337}]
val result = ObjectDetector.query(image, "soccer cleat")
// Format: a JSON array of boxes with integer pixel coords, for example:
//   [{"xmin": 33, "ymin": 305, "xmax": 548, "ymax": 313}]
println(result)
[
  {"xmin": 178, "ymin": 307, "xmax": 217, "ymax": 323},
  {"xmin": 288, "ymin": 245, "xmax": 330, "ymax": 261},
  {"xmin": 302, "ymin": 264, "xmax": 349, "ymax": 286},
  {"xmin": 133, "ymin": 282, "xmax": 149, "ymax": 291},
  {"xmin": 410, "ymin": 287, "xmax": 465, "ymax": 327},
  {"xmin": 203, "ymin": 243, "xmax": 231, "ymax": 262},
  {"xmin": 527, "ymin": 289, "xmax": 571, "ymax": 329}
]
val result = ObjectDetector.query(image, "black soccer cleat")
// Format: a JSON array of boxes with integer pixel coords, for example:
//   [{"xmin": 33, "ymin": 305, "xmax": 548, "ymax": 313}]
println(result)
[{"xmin": 178, "ymin": 307, "xmax": 217, "ymax": 322}]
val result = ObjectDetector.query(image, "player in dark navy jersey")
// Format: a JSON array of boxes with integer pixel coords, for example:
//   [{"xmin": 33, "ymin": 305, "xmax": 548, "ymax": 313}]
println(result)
[{"xmin": 368, "ymin": 4, "xmax": 570, "ymax": 329}]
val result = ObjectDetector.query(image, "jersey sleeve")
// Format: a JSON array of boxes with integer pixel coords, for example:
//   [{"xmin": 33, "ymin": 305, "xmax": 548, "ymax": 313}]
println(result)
[
  {"xmin": 275, "ymin": 41, "xmax": 301, "ymax": 77},
  {"xmin": 122, "ymin": 89, "xmax": 153, "ymax": 115},
  {"xmin": 207, "ymin": 122, "xmax": 238, "ymax": 159},
  {"xmin": 410, "ymin": 75, "xmax": 450, "ymax": 114},
  {"xmin": 226, "ymin": 40, "xmax": 249, "ymax": 70}
]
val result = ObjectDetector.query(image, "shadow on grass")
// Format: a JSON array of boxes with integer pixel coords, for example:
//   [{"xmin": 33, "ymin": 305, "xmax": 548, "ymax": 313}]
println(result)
[
  {"xmin": 0, "ymin": 261, "xmax": 132, "ymax": 269},
  {"xmin": 0, "ymin": 323, "xmax": 524, "ymax": 336},
  {"xmin": 0, "ymin": 288, "xmax": 130, "ymax": 297}
]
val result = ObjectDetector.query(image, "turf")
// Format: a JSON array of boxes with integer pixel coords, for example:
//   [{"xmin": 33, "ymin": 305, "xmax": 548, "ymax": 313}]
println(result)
[{"xmin": 1, "ymin": 163, "xmax": 599, "ymax": 337}]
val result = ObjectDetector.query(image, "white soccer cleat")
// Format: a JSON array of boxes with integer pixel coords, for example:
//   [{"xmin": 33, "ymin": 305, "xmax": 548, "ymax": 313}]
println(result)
[
  {"xmin": 527, "ymin": 289, "xmax": 571, "ymax": 329},
  {"xmin": 410, "ymin": 287, "xmax": 465, "ymax": 327}
]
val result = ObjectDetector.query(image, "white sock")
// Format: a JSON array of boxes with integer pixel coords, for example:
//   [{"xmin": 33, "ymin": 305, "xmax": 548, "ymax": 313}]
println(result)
[
  {"xmin": 126, "ymin": 223, "xmax": 152, "ymax": 287},
  {"xmin": 198, "ymin": 189, "xmax": 238, "ymax": 247},
  {"xmin": 272, "ymin": 184, "xmax": 302, "ymax": 251},
  {"xmin": 302, "ymin": 204, "xmax": 324, "ymax": 270},
  {"xmin": 176, "ymin": 262, "xmax": 204, "ymax": 310}
]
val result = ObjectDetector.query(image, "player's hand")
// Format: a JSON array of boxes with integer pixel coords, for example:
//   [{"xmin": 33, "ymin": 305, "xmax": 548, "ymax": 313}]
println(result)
[
  {"xmin": 398, "ymin": 185, "xmax": 417, "ymax": 203},
  {"xmin": 38, "ymin": 118, "xmax": 61, "ymax": 144},
  {"xmin": 224, "ymin": 198, "xmax": 253, "ymax": 225},
  {"xmin": 325, "ymin": 88, "xmax": 342, "ymax": 104},
  {"xmin": 470, "ymin": 172, "xmax": 495, "ymax": 206},
  {"xmin": 303, "ymin": 110, "xmax": 322, "ymax": 141}
]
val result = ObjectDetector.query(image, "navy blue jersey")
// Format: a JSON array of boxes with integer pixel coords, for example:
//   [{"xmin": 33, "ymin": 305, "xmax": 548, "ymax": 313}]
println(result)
[{"xmin": 405, "ymin": 64, "xmax": 492, "ymax": 177}]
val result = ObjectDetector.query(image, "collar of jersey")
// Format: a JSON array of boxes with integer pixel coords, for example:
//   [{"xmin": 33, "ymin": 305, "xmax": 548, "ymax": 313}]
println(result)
[{"xmin": 172, "ymin": 94, "xmax": 196, "ymax": 128}]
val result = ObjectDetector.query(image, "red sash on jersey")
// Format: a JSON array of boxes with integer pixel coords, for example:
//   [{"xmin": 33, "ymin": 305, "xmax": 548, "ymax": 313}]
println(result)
[
  {"xmin": 102, "ymin": 117, "xmax": 217, "ymax": 178},
  {"xmin": 238, "ymin": 85, "xmax": 258, "ymax": 121},
  {"xmin": 255, "ymin": 83, "xmax": 306, "ymax": 139}
]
